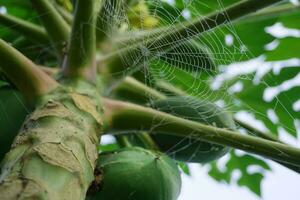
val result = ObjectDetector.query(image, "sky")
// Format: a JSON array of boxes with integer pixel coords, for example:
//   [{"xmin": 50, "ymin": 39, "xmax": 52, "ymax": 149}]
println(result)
[{"xmin": 179, "ymin": 162, "xmax": 300, "ymax": 200}]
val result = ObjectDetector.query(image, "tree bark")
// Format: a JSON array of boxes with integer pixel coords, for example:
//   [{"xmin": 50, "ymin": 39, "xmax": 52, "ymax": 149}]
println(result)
[{"xmin": 0, "ymin": 82, "xmax": 102, "ymax": 200}]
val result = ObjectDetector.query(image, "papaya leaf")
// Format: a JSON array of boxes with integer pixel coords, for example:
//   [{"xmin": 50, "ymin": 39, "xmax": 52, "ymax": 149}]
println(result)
[
  {"xmin": 232, "ymin": 67, "xmax": 300, "ymax": 137},
  {"xmin": 208, "ymin": 151, "xmax": 271, "ymax": 196},
  {"xmin": 178, "ymin": 162, "xmax": 191, "ymax": 176},
  {"xmin": 199, "ymin": 3, "xmax": 300, "ymax": 64}
]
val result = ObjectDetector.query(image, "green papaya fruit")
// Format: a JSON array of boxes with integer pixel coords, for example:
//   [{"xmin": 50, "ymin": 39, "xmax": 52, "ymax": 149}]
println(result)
[
  {"xmin": 89, "ymin": 147, "xmax": 181, "ymax": 200},
  {"xmin": 150, "ymin": 96, "xmax": 235, "ymax": 163},
  {"xmin": 0, "ymin": 85, "xmax": 28, "ymax": 161}
]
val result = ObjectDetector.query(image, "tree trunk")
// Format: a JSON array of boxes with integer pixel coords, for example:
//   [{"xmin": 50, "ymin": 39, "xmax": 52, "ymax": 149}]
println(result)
[{"xmin": 0, "ymin": 82, "xmax": 102, "ymax": 200}]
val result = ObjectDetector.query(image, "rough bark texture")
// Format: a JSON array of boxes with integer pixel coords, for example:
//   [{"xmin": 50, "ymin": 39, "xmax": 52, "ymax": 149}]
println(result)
[{"xmin": 0, "ymin": 81, "xmax": 102, "ymax": 200}]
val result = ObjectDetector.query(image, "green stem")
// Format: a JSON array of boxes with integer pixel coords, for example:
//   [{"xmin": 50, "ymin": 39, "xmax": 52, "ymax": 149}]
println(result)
[
  {"xmin": 0, "ymin": 13, "xmax": 49, "ymax": 44},
  {"xmin": 102, "ymin": 98, "xmax": 300, "ymax": 168},
  {"xmin": 235, "ymin": 118, "xmax": 300, "ymax": 173},
  {"xmin": 0, "ymin": 39, "xmax": 58, "ymax": 103},
  {"xmin": 30, "ymin": 0, "xmax": 70, "ymax": 57},
  {"xmin": 156, "ymin": 81, "xmax": 187, "ymax": 97},
  {"xmin": 115, "ymin": 135, "xmax": 132, "ymax": 148},
  {"xmin": 235, "ymin": 118, "xmax": 281, "ymax": 143},
  {"xmin": 110, "ymin": 76, "xmax": 166, "ymax": 102},
  {"xmin": 64, "ymin": 0, "xmax": 101, "ymax": 79},
  {"xmin": 244, "ymin": 3, "xmax": 300, "ymax": 22},
  {"xmin": 54, "ymin": 4, "xmax": 73, "ymax": 24},
  {"xmin": 136, "ymin": 132, "xmax": 160, "ymax": 150}
]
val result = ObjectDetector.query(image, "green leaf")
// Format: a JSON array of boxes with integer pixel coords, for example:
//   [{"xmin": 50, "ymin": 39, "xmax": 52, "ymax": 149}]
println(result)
[
  {"xmin": 199, "ymin": 4, "xmax": 300, "ymax": 64},
  {"xmin": 208, "ymin": 151, "xmax": 271, "ymax": 196},
  {"xmin": 0, "ymin": 85, "xmax": 29, "ymax": 161},
  {"xmin": 234, "ymin": 66, "xmax": 300, "ymax": 136},
  {"xmin": 178, "ymin": 162, "xmax": 191, "ymax": 176}
]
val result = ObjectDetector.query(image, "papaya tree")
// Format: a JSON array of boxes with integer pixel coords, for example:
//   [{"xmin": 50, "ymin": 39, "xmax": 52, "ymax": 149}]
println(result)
[{"xmin": 0, "ymin": 0, "xmax": 300, "ymax": 199}]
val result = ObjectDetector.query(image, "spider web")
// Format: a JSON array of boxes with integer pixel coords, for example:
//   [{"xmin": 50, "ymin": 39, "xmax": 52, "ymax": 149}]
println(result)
[{"xmin": 0, "ymin": 0, "xmax": 299, "ymax": 197}]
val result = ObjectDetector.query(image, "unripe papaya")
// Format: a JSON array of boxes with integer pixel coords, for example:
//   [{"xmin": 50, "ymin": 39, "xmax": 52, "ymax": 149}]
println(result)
[
  {"xmin": 150, "ymin": 97, "xmax": 235, "ymax": 163},
  {"xmin": 89, "ymin": 147, "xmax": 181, "ymax": 200},
  {"xmin": 0, "ymin": 85, "xmax": 28, "ymax": 161}
]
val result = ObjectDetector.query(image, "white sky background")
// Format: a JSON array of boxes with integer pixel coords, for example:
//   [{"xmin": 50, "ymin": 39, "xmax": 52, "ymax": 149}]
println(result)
[{"xmin": 179, "ymin": 161, "xmax": 300, "ymax": 200}]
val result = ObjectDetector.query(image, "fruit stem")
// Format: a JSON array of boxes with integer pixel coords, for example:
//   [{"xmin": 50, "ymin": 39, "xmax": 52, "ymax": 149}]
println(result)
[
  {"xmin": 54, "ymin": 3, "xmax": 73, "ymax": 25},
  {"xmin": 63, "ymin": 0, "xmax": 101, "ymax": 80},
  {"xmin": 102, "ymin": 98, "xmax": 300, "ymax": 168},
  {"xmin": 115, "ymin": 135, "xmax": 133, "ymax": 148},
  {"xmin": 243, "ymin": 3, "xmax": 300, "ymax": 22},
  {"xmin": 235, "ymin": 119, "xmax": 281, "ymax": 143},
  {"xmin": 0, "ymin": 39, "xmax": 58, "ymax": 104},
  {"xmin": 30, "ymin": 0, "xmax": 70, "ymax": 57},
  {"xmin": 111, "ymin": 76, "xmax": 166, "ymax": 100},
  {"xmin": 234, "ymin": 118, "xmax": 300, "ymax": 173},
  {"xmin": 136, "ymin": 132, "xmax": 160, "ymax": 150}
]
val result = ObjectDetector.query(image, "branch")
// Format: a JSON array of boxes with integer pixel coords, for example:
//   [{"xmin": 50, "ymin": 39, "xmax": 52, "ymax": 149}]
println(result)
[
  {"xmin": 235, "ymin": 118, "xmax": 281, "ymax": 143},
  {"xmin": 243, "ymin": 3, "xmax": 300, "ymax": 22},
  {"xmin": 102, "ymin": 98, "xmax": 300, "ymax": 168},
  {"xmin": 0, "ymin": 13, "xmax": 49, "ymax": 44},
  {"xmin": 0, "ymin": 39, "xmax": 58, "ymax": 103},
  {"xmin": 110, "ymin": 76, "xmax": 166, "ymax": 102},
  {"xmin": 101, "ymin": 0, "xmax": 283, "ymax": 74},
  {"xmin": 63, "ymin": 0, "xmax": 101, "ymax": 79},
  {"xmin": 30, "ymin": 0, "xmax": 70, "ymax": 56}
]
